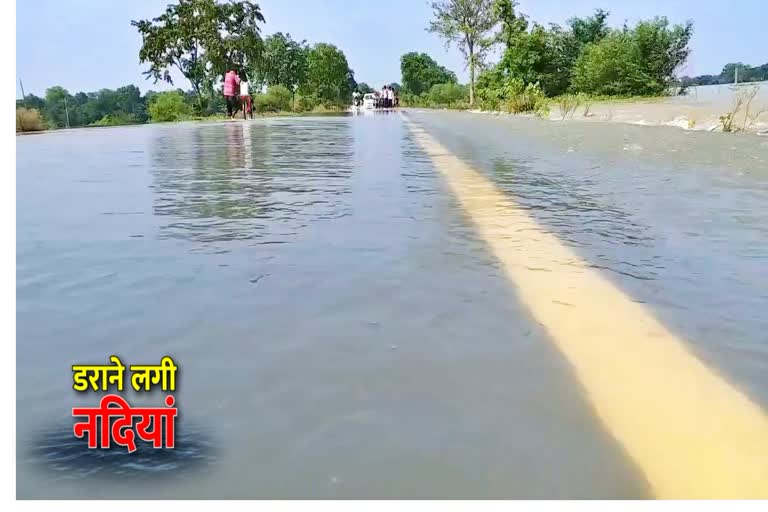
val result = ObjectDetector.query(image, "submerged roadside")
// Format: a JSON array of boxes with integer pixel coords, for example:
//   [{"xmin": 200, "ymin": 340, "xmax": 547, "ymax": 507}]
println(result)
[{"xmin": 464, "ymin": 83, "xmax": 768, "ymax": 136}]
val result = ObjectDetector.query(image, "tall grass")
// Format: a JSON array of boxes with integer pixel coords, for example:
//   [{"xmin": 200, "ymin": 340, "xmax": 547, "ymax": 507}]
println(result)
[{"xmin": 16, "ymin": 107, "xmax": 46, "ymax": 132}]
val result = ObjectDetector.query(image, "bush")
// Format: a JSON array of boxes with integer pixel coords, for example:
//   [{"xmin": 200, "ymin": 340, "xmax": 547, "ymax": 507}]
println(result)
[
  {"xmin": 476, "ymin": 77, "xmax": 549, "ymax": 116},
  {"xmin": 504, "ymin": 81, "xmax": 549, "ymax": 116},
  {"xmin": 16, "ymin": 108, "xmax": 46, "ymax": 132},
  {"xmin": 572, "ymin": 18, "xmax": 692, "ymax": 97},
  {"xmin": 427, "ymin": 82, "xmax": 468, "ymax": 106},
  {"xmin": 294, "ymin": 94, "xmax": 319, "ymax": 112},
  {"xmin": 555, "ymin": 93, "xmax": 587, "ymax": 119},
  {"xmin": 571, "ymin": 34, "xmax": 649, "ymax": 96},
  {"xmin": 254, "ymin": 85, "xmax": 293, "ymax": 113},
  {"xmin": 147, "ymin": 91, "xmax": 191, "ymax": 122},
  {"xmin": 90, "ymin": 113, "xmax": 140, "ymax": 126}
]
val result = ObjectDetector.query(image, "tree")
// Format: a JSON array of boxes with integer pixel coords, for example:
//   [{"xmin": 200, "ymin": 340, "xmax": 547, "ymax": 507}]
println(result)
[
  {"xmin": 427, "ymin": 82, "xmax": 468, "ymax": 105},
  {"xmin": 494, "ymin": 0, "xmax": 528, "ymax": 48},
  {"xmin": 572, "ymin": 17, "xmax": 693, "ymax": 96},
  {"xmin": 570, "ymin": 32, "xmax": 646, "ymax": 95},
  {"xmin": 257, "ymin": 32, "xmax": 309, "ymax": 105},
  {"xmin": 568, "ymin": 8, "xmax": 609, "ymax": 47},
  {"xmin": 43, "ymin": 86, "xmax": 72, "ymax": 128},
  {"xmin": 147, "ymin": 91, "xmax": 191, "ymax": 122},
  {"xmin": 633, "ymin": 17, "xmax": 693, "ymax": 93},
  {"xmin": 300, "ymin": 43, "xmax": 354, "ymax": 106},
  {"xmin": 357, "ymin": 82, "xmax": 374, "ymax": 94},
  {"xmin": 400, "ymin": 52, "xmax": 457, "ymax": 96},
  {"xmin": 495, "ymin": 22, "xmax": 569, "ymax": 96},
  {"xmin": 428, "ymin": 0, "xmax": 499, "ymax": 105},
  {"xmin": 132, "ymin": 0, "xmax": 265, "ymax": 111}
]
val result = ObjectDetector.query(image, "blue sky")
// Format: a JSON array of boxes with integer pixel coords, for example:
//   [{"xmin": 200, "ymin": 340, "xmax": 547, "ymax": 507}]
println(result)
[{"xmin": 15, "ymin": 0, "xmax": 768, "ymax": 97}]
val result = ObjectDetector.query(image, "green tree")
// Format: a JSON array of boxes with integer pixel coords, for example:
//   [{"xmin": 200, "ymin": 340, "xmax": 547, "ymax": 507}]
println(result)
[
  {"xmin": 43, "ymin": 86, "xmax": 72, "ymax": 128},
  {"xmin": 492, "ymin": 1, "xmax": 598, "ymax": 97},
  {"xmin": 17, "ymin": 94, "xmax": 45, "ymax": 112},
  {"xmin": 633, "ymin": 17, "xmax": 694, "ymax": 93},
  {"xmin": 257, "ymin": 32, "xmax": 309, "ymax": 105},
  {"xmin": 568, "ymin": 8, "xmax": 610, "ymax": 47},
  {"xmin": 148, "ymin": 91, "xmax": 191, "ymax": 122},
  {"xmin": 400, "ymin": 52, "xmax": 457, "ymax": 96},
  {"xmin": 300, "ymin": 43, "xmax": 354, "ymax": 107},
  {"xmin": 494, "ymin": 0, "xmax": 528, "ymax": 48},
  {"xmin": 428, "ymin": 0, "xmax": 499, "ymax": 105},
  {"xmin": 571, "ymin": 17, "xmax": 693, "ymax": 96},
  {"xmin": 357, "ymin": 82, "xmax": 374, "ymax": 94},
  {"xmin": 427, "ymin": 82, "xmax": 468, "ymax": 105},
  {"xmin": 132, "ymin": 0, "xmax": 265, "ymax": 111}
]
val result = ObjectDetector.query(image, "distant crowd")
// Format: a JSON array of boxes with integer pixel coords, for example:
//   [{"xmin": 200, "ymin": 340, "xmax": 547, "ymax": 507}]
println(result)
[{"xmin": 352, "ymin": 85, "xmax": 400, "ymax": 109}]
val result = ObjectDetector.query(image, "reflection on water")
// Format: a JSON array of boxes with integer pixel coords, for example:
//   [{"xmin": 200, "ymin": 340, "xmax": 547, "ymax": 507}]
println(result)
[
  {"xmin": 151, "ymin": 119, "xmax": 354, "ymax": 244},
  {"xmin": 15, "ymin": 111, "xmax": 768, "ymax": 498}
]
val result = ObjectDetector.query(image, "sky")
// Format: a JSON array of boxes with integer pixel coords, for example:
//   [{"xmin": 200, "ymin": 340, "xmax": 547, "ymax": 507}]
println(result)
[{"xmin": 15, "ymin": 0, "xmax": 768, "ymax": 98}]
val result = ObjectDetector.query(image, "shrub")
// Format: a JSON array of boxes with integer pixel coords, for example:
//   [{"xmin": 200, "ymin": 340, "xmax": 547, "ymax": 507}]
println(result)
[
  {"xmin": 90, "ymin": 113, "xmax": 140, "ymax": 126},
  {"xmin": 147, "ymin": 91, "xmax": 191, "ymax": 122},
  {"xmin": 16, "ymin": 107, "xmax": 46, "ymax": 132},
  {"xmin": 427, "ymin": 82, "xmax": 468, "ymax": 106},
  {"xmin": 294, "ymin": 94, "xmax": 318, "ymax": 112},
  {"xmin": 556, "ymin": 93, "xmax": 584, "ymax": 119},
  {"xmin": 254, "ymin": 85, "xmax": 293, "ymax": 114}
]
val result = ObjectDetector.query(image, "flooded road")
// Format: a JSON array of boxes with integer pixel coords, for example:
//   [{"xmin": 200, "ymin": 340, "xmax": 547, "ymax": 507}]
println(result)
[{"xmin": 16, "ymin": 111, "xmax": 768, "ymax": 498}]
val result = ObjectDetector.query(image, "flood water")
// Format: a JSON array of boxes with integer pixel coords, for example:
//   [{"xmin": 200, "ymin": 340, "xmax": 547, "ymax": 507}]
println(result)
[{"xmin": 16, "ymin": 111, "xmax": 768, "ymax": 498}]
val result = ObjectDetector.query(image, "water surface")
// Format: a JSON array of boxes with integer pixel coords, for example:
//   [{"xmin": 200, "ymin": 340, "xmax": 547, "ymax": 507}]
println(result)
[{"xmin": 16, "ymin": 111, "xmax": 768, "ymax": 498}]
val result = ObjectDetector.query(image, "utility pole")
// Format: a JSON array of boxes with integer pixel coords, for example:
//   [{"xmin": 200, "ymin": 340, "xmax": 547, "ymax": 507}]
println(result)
[
  {"xmin": 19, "ymin": 78, "xmax": 26, "ymax": 99},
  {"xmin": 64, "ymin": 95, "xmax": 70, "ymax": 129}
]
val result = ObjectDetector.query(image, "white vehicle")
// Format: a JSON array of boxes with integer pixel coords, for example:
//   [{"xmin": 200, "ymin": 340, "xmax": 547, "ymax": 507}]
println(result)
[{"xmin": 363, "ymin": 93, "xmax": 376, "ymax": 109}]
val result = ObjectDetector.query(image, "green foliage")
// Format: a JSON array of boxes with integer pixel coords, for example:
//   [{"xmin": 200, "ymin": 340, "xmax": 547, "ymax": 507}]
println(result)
[
  {"xmin": 492, "ymin": 5, "xmax": 609, "ymax": 97},
  {"xmin": 42, "ymin": 86, "xmax": 72, "ymax": 128},
  {"xmin": 685, "ymin": 62, "xmax": 767, "ymax": 85},
  {"xmin": 19, "ymin": 85, "xmax": 152, "ymax": 128},
  {"xmin": 356, "ymin": 82, "xmax": 374, "ymax": 94},
  {"xmin": 427, "ymin": 82, "xmax": 468, "ymax": 105},
  {"xmin": 428, "ymin": 0, "xmax": 498, "ymax": 105},
  {"xmin": 719, "ymin": 85, "xmax": 767, "ymax": 133},
  {"xmin": 300, "ymin": 43, "xmax": 354, "ymax": 107},
  {"xmin": 504, "ymin": 80, "xmax": 549, "ymax": 115},
  {"xmin": 294, "ymin": 94, "xmax": 319, "ymax": 112},
  {"xmin": 571, "ymin": 33, "xmax": 647, "ymax": 96},
  {"xmin": 90, "ymin": 113, "xmax": 140, "ymax": 126},
  {"xmin": 400, "ymin": 52, "xmax": 457, "ymax": 96},
  {"xmin": 571, "ymin": 18, "xmax": 693, "ymax": 96},
  {"xmin": 476, "ymin": 75, "xmax": 548, "ymax": 115},
  {"xmin": 253, "ymin": 85, "xmax": 293, "ymax": 113},
  {"xmin": 568, "ymin": 8, "xmax": 610, "ymax": 47},
  {"xmin": 16, "ymin": 108, "xmax": 46, "ymax": 132},
  {"xmin": 256, "ymin": 32, "xmax": 308, "ymax": 100},
  {"xmin": 132, "ymin": 0, "xmax": 265, "ymax": 109},
  {"xmin": 555, "ymin": 93, "xmax": 587, "ymax": 119},
  {"xmin": 147, "ymin": 91, "xmax": 191, "ymax": 122}
]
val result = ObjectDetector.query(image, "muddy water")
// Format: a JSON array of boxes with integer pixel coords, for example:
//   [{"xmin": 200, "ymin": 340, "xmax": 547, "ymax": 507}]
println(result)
[{"xmin": 16, "ymin": 111, "xmax": 768, "ymax": 498}]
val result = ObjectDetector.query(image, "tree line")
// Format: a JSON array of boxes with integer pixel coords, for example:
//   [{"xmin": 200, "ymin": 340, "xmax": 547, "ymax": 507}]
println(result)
[
  {"xmin": 402, "ymin": 0, "xmax": 695, "ymax": 111},
  {"xmin": 17, "ymin": 0, "xmax": 359, "ymax": 130},
  {"xmin": 682, "ymin": 62, "xmax": 768, "ymax": 87}
]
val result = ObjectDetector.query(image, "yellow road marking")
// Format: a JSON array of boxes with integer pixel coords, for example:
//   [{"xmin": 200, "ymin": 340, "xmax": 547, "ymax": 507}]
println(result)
[{"xmin": 404, "ymin": 117, "xmax": 768, "ymax": 498}]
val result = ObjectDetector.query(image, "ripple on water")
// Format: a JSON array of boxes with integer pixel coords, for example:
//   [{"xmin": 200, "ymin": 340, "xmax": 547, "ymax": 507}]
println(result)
[{"xmin": 27, "ymin": 422, "xmax": 217, "ymax": 481}]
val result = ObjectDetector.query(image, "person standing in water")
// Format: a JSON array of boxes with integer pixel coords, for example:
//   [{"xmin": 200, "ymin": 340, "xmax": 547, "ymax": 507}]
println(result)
[
  {"xmin": 223, "ymin": 67, "xmax": 241, "ymax": 120},
  {"xmin": 240, "ymin": 76, "xmax": 252, "ymax": 119}
]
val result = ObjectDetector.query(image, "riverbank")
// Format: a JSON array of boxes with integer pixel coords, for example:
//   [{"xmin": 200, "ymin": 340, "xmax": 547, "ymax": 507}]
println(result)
[{"xmin": 470, "ymin": 83, "xmax": 768, "ymax": 135}]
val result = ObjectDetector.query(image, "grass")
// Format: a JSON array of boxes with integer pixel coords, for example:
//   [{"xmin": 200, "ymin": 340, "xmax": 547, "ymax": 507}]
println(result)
[
  {"xmin": 718, "ymin": 85, "xmax": 767, "ymax": 133},
  {"xmin": 16, "ymin": 108, "xmax": 47, "ymax": 132}
]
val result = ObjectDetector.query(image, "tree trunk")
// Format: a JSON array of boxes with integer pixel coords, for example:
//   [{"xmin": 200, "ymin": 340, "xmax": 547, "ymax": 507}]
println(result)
[{"xmin": 468, "ymin": 43, "xmax": 475, "ymax": 106}]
